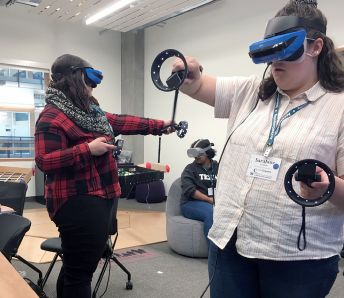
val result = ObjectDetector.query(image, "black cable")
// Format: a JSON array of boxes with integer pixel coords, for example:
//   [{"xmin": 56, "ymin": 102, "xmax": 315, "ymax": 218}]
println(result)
[
  {"xmin": 199, "ymin": 90, "xmax": 261, "ymax": 298},
  {"xmin": 200, "ymin": 246, "xmax": 218, "ymax": 298},
  {"xmin": 99, "ymin": 257, "xmax": 112, "ymax": 298}
]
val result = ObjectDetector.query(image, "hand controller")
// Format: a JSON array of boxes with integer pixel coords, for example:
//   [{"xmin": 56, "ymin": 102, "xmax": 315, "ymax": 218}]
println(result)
[
  {"xmin": 294, "ymin": 163, "xmax": 321, "ymax": 188},
  {"xmin": 112, "ymin": 139, "xmax": 124, "ymax": 160},
  {"xmin": 161, "ymin": 121, "xmax": 188, "ymax": 138}
]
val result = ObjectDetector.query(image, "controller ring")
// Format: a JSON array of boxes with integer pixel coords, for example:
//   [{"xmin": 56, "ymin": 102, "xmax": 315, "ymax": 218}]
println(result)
[
  {"xmin": 151, "ymin": 49, "xmax": 188, "ymax": 92},
  {"xmin": 284, "ymin": 159, "xmax": 335, "ymax": 207}
]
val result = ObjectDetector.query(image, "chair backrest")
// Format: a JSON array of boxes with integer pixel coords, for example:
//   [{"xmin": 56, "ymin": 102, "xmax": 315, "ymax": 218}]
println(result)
[
  {"xmin": 166, "ymin": 177, "xmax": 182, "ymax": 217},
  {"xmin": 0, "ymin": 182, "xmax": 28, "ymax": 216},
  {"xmin": 0, "ymin": 213, "xmax": 31, "ymax": 261}
]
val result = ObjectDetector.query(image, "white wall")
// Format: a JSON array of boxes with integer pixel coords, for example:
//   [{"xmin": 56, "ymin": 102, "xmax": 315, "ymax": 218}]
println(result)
[
  {"xmin": 144, "ymin": 0, "xmax": 344, "ymax": 193},
  {"xmin": 0, "ymin": 4, "xmax": 122, "ymax": 196}
]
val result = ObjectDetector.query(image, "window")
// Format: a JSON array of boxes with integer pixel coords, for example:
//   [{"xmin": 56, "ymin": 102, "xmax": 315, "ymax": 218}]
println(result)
[{"xmin": 0, "ymin": 64, "xmax": 49, "ymax": 159}]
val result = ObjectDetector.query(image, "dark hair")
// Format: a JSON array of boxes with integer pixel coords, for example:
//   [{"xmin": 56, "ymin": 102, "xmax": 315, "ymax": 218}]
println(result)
[
  {"xmin": 191, "ymin": 139, "xmax": 216, "ymax": 159},
  {"xmin": 258, "ymin": 0, "xmax": 344, "ymax": 100},
  {"xmin": 49, "ymin": 54, "xmax": 99, "ymax": 110}
]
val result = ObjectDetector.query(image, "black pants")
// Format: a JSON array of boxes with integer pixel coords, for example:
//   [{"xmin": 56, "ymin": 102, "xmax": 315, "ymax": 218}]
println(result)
[{"xmin": 53, "ymin": 195, "xmax": 115, "ymax": 298}]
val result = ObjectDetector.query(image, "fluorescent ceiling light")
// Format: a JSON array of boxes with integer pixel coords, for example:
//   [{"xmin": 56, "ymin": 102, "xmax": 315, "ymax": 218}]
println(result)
[{"xmin": 86, "ymin": 0, "xmax": 136, "ymax": 25}]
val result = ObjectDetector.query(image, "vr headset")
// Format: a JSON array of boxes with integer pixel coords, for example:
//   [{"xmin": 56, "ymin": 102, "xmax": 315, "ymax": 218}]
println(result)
[
  {"xmin": 187, "ymin": 139, "xmax": 212, "ymax": 158},
  {"xmin": 51, "ymin": 60, "xmax": 103, "ymax": 88},
  {"xmin": 249, "ymin": 16, "xmax": 326, "ymax": 64}
]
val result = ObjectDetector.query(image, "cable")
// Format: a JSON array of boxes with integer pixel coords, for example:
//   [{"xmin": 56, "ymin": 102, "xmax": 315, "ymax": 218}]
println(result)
[
  {"xmin": 145, "ymin": 183, "xmax": 151, "ymax": 209},
  {"xmin": 199, "ymin": 246, "xmax": 218, "ymax": 298},
  {"xmin": 199, "ymin": 94, "xmax": 260, "ymax": 297},
  {"xmin": 99, "ymin": 258, "xmax": 112, "ymax": 298}
]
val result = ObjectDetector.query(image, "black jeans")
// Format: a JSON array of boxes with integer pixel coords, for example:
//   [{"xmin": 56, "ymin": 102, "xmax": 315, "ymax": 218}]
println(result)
[{"xmin": 53, "ymin": 195, "xmax": 115, "ymax": 298}]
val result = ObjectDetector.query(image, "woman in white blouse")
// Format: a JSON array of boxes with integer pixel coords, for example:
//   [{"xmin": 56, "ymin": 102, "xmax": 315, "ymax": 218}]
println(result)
[{"xmin": 173, "ymin": 1, "xmax": 344, "ymax": 297}]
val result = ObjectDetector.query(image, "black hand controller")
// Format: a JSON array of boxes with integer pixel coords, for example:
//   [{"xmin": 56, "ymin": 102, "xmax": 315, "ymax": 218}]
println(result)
[
  {"xmin": 294, "ymin": 163, "xmax": 321, "ymax": 188},
  {"xmin": 112, "ymin": 139, "xmax": 124, "ymax": 160},
  {"xmin": 161, "ymin": 121, "xmax": 188, "ymax": 138},
  {"xmin": 166, "ymin": 70, "xmax": 186, "ymax": 88}
]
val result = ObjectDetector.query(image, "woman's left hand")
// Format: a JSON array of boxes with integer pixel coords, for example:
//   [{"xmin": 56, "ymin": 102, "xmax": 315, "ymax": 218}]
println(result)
[
  {"xmin": 299, "ymin": 166, "xmax": 330, "ymax": 200},
  {"xmin": 162, "ymin": 120, "xmax": 177, "ymax": 134}
]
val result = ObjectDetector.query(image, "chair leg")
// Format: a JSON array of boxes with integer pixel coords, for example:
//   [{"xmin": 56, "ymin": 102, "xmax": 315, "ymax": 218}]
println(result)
[
  {"xmin": 109, "ymin": 256, "xmax": 131, "ymax": 282},
  {"xmin": 14, "ymin": 253, "xmax": 43, "ymax": 280},
  {"xmin": 40, "ymin": 253, "xmax": 61, "ymax": 289}
]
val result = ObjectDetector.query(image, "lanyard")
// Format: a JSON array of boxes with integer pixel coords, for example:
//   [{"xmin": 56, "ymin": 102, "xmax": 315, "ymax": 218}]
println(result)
[
  {"xmin": 264, "ymin": 93, "xmax": 309, "ymax": 157},
  {"xmin": 90, "ymin": 104, "xmax": 115, "ymax": 138},
  {"xmin": 203, "ymin": 163, "xmax": 214, "ymax": 186}
]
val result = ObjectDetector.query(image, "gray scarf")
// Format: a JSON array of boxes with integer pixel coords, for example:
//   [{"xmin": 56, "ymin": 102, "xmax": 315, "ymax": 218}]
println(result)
[{"xmin": 45, "ymin": 87, "xmax": 111, "ymax": 136}]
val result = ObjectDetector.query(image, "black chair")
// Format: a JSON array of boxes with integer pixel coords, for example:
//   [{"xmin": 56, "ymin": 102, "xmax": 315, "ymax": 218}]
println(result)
[
  {"xmin": 0, "ymin": 213, "xmax": 31, "ymax": 261},
  {"xmin": 0, "ymin": 181, "xmax": 28, "ymax": 216},
  {"xmin": 40, "ymin": 198, "xmax": 133, "ymax": 297},
  {"xmin": 93, "ymin": 197, "xmax": 133, "ymax": 297},
  {"xmin": 0, "ymin": 182, "xmax": 44, "ymax": 283}
]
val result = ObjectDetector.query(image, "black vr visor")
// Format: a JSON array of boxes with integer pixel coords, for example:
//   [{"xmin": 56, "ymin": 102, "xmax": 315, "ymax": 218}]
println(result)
[
  {"xmin": 249, "ymin": 16, "xmax": 326, "ymax": 64},
  {"xmin": 51, "ymin": 60, "xmax": 103, "ymax": 88}
]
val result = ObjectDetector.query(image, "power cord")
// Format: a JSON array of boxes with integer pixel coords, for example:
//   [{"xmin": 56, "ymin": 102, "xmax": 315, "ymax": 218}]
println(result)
[
  {"xmin": 199, "ymin": 246, "xmax": 218, "ymax": 298},
  {"xmin": 199, "ymin": 92, "xmax": 260, "ymax": 297}
]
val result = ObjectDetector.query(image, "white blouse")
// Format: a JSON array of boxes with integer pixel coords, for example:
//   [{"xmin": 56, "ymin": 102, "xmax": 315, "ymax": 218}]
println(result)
[{"xmin": 209, "ymin": 75, "xmax": 344, "ymax": 260}]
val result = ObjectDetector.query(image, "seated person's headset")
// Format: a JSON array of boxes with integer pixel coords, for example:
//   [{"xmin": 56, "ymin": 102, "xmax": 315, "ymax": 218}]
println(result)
[
  {"xmin": 187, "ymin": 139, "xmax": 213, "ymax": 158},
  {"xmin": 51, "ymin": 60, "xmax": 103, "ymax": 88}
]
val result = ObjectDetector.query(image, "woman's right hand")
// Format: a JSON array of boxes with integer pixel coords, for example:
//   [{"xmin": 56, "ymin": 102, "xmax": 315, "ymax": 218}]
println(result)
[
  {"xmin": 88, "ymin": 137, "xmax": 116, "ymax": 156},
  {"xmin": 172, "ymin": 56, "xmax": 216, "ymax": 106},
  {"xmin": 172, "ymin": 56, "xmax": 202, "ymax": 86}
]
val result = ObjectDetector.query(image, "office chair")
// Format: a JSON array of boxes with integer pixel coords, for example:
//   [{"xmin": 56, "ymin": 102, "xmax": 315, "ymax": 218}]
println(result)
[
  {"xmin": 0, "ymin": 181, "xmax": 28, "ymax": 216},
  {"xmin": 93, "ymin": 197, "xmax": 133, "ymax": 297},
  {"xmin": 39, "ymin": 198, "xmax": 133, "ymax": 297},
  {"xmin": 0, "ymin": 182, "xmax": 44, "ymax": 282},
  {"xmin": 0, "ymin": 213, "xmax": 31, "ymax": 261}
]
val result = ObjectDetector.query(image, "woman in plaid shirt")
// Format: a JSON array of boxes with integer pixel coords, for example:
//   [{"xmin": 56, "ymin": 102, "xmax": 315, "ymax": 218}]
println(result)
[{"xmin": 35, "ymin": 54, "xmax": 174, "ymax": 298}]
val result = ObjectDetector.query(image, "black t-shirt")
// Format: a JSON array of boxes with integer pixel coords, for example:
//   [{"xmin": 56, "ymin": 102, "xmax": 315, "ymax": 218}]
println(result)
[{"xmin": 180, "ymin": 160, "xmax": 218, "ymax": 205}]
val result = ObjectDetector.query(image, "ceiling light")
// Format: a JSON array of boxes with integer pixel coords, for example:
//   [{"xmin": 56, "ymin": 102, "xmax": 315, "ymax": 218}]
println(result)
[{"xmin": 86, "ymin": 0, "xmax": 136, "ymax": 25}]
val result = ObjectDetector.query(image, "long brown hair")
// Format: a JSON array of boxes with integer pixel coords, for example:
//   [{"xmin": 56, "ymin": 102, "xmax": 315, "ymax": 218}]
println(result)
[
  {"xmin": 49, "ymin": 54, "xmax": 99, "ymax": 110},
  {"xmin": 258, "ymin": 0, "xmax": 344, "ymax": 101}
]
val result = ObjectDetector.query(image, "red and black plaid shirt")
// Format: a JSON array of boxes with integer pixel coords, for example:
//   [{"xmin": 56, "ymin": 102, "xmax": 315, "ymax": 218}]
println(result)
[{"xmin": 35, "ymin": 104, "xmax": 164, "ymax": 219}]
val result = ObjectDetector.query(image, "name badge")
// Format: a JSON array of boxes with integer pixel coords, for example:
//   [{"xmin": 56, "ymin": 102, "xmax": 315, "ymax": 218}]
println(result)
[
  {"xmin": 246, "ymin": 154, "xmax": 281, "ymax": 181},
  {"xmin": 208, "ymin": 188, "xmax": 214, "ymax": 196}
]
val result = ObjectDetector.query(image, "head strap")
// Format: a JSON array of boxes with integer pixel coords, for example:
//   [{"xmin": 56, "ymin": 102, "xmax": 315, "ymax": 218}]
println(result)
[{"xmin": 264, "ymin": 16, "xmax": 326, "ymax": 39}]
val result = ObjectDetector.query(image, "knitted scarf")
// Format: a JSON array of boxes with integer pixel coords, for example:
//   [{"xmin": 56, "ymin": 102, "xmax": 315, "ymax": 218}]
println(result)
[{"xmin": 45, "ymin": 87, "xmax": 111, "ymax": 136}]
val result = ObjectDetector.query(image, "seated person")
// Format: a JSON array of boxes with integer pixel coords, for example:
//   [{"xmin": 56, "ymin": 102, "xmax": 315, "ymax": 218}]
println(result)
[{"xmin": 180, "ymin": 139, "xmax": 218, "ymax": 248}]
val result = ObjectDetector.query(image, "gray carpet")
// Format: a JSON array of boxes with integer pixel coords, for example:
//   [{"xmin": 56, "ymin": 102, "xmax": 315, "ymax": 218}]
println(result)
[
  {"xmin": 12, "ymin": 242, "xmax": 210, "ymax": 298},
  {"xmin": 11, "ymin": 242, "xmax": 344, "ymax": 298},
  {"xmin": 15, "ymin": 200, "xmax": 344, "ymax": 298}
]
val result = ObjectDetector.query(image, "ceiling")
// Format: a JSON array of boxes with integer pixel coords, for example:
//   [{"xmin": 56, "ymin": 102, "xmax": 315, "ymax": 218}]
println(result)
[{"xmin": 4, "ymin": 0, "xmax": 220, "ymax": 32}]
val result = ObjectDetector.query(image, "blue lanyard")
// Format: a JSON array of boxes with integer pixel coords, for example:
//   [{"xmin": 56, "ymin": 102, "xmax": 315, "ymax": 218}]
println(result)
[
  {"xmin": 90, "ymin": 104, "xmax": 115, "ymax": 138},
  {"xmin": 266, "ymin": 93, "xmax": 309, "ymax": 147},
  {"xmin": 203, "ymin": 163, "xmax": 214, "ymax": 186}
]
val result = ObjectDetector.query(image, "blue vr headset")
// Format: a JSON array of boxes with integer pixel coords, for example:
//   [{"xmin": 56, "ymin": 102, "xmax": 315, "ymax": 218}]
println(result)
[
  {"xmin": 51, "ymin": 60, "xmax": 103, "ymax": 88},
  {"xmin": 249, "ymin": 16, "xmax": 326, "ymax": 64}
]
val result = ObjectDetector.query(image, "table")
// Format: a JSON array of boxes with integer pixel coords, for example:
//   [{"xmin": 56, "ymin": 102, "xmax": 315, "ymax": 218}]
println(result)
[
  {"xmin": 0, "ymin": 205, "xmax": 16, "ymax": 214},
  {"xmin": 0, "ymin": 252, "xmax": 39, "ymax": 298}
]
